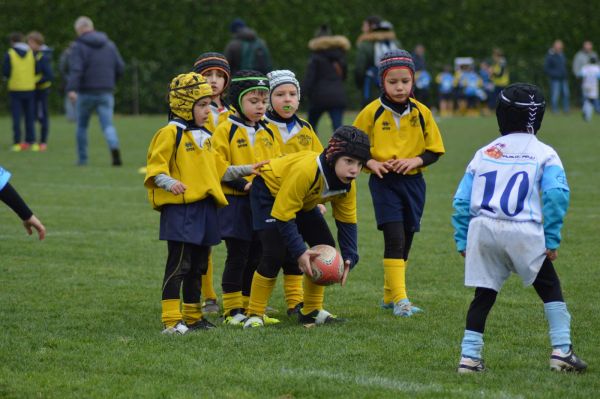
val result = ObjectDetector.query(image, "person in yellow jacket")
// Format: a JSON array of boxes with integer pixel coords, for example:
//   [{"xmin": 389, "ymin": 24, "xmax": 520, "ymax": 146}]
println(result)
[
  {"xmin": 144, "ymin": 72, "xmax": 265, "ymax": 335},
  {"xmin": 353, "ymin": 49, "xmax": 445, "ymax": 317},
  {"xmin": 27, "ymin": 31, "xmax": 53, "ymax": 152},
  {"xmin": 243, "ymin": 126, "xmax": 370, "ymax": 328},
  {"xmin": 211, "ymin": 70, "xmax": 281, "ymax": 326},
  {"xmin": 3, "ymin": 32, "xmax": 36, "ymax": 151},
  {"xmin": 263, "ymin": 69, "xmax": 324, "ymax": 316}
]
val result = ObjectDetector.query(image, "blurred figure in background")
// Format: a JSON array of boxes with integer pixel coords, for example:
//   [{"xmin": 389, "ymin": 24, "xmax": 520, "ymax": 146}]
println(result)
[
  {"xmin": 303, "ymin": 25, "xmax": 350, "ymax": 133},
  {"xmin": 59, "ymin": 41, "xmax": 77, "ymax": 122},
  {"xmin": 224, "ymin": 18, "xmax": 272, "ymax": 75},
  {"xmin": 27, "ymin": 31, "xmax": 53, "ymax": 151},
  {"xmin": 544, "ymin": 40, "xmax": 569, "ymax": 113}
]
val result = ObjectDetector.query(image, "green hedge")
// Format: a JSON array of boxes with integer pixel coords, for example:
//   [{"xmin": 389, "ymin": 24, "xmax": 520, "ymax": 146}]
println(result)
[{"xmin": 0, "ymin": 0, "xmax": 597, "ymax": 114}]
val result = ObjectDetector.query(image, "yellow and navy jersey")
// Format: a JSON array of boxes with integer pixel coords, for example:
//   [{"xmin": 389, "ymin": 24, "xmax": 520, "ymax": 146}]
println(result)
[
  {"xmin": 6, "ymin": 46, "xmax": 36, "ymax": 91},
  {"xmin": 353, "ymin": 97, "xmax": 445, "ymax": 174},
  {"xmin": 260, "ymin": 151, "xmax": 357, "ymax": 223},
  {"xmin": 264, "ymin": 113, "xmax": 324, "ymax": 155},
  {"xmin": 144, "ymin": 121, "xmax": 228, "ymax": 210},
  {"xmin": 204, "ymin": 101, "xmax": 235, "ymax": 133},
  {"xmin": 34, "ymin": 46, "xmax": 53, "ymax": 90},
  {"xmin": 212, "ymin": 115, "xmax": 282, "ymax": 196},
  {"xmin": 491, "ymin": 60, "xmax": 509, "ymax": 87}
]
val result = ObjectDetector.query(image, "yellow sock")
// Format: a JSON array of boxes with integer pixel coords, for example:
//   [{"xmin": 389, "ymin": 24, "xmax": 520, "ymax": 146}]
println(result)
[
  {"xmin": 383, "ymin": 258, "xmax": 407, "ymax": 303},
  {"xmin": 383, "ymin": 274, "xmax": 392, "ymax": 304},
  {"xmin": 242, "ymin": 295, "xmax": 250, "ymax": 310},
  {"xmin": 246, "ymin": 272, "xmax": 276, "ymax": 316},
  {"xmin": 182, "ymin": 302, "xmax": 202, "ymax": 325},
  {"xmin": 283, "ymin": 274, "xmax": 304, "ymax": 309},
  {"xmin": 161, "ymin": 299, "xmax": 182, "ymax": 328},
  {"xmin": 201, "ymin": 252, "xmax": 217, "ymax": 301},
  {"xmin": 222, "ymin": 291, "xmax": 243, "ymax": 316},
  {"xmin": 301, "ymin": 275, "xmax": 325, "ymax": 315}
]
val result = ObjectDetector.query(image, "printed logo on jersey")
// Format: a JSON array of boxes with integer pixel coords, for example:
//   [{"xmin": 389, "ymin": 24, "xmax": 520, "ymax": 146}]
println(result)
[
  {"xmin": 410, "ymin": 115, "xmax": 419, "ymax": 127},
  {"xmin": 484, "ymin": 143, "xmax": 505, "ymax": 159},
  {"xmin": 382, "ymin": 121, "xmax": 391, "ymax": 131},
  {"xmin": 297, "ymin": 134, "xmax": 312, "ymax": 146},
  {"xmin": 185, "ymin": 142, "xmax": 195, "ymax": 152},
  {"xmin": 260, "ymin": 136, "xmax": 273, "ymax": 148},
  {"xmin": 237, "ymin": 138, "xmax": 248, "ymax": 148}
]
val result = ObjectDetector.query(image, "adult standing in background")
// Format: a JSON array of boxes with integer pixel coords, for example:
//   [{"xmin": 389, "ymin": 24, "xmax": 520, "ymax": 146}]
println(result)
[
  {"xmin": 544, "ymin": 40, "xmax": 569, "ymax": 114},
  {"xmin": 303, "ymin": 25, "xmax": 350, "ymax": 133},
  {"xmin": 66, "ymin": 16, "xmax": 125, "ymax": 166},
  {"xmin": 572, "ymin": 41, "xmax": 598, "ymax": 105},
  {"xmin": 354, "ymin": 16, "xmax": 400, "ymax": 107},
  {"xmin": 224, "ymin": 18, "xmax": 272, "ymax": 75}
]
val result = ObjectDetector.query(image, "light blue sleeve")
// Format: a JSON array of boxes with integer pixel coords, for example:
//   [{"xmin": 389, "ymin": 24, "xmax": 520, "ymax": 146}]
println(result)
[
  {"xmin": 0, "ymin": 166, "xmax": 11, "ymax": 191},
  {"xmin": 452, "ymin": 172, "xmax": 473, "ymax": 252},
  {"xmin": 541, "ymin": 165, "xmax": 570, "ymax": 250}
]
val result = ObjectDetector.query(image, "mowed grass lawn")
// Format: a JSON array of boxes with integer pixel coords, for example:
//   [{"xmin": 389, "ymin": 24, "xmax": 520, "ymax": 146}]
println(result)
[{"xmin": 0, "ymin": 111, "xmax": 598, "ymax": 398}]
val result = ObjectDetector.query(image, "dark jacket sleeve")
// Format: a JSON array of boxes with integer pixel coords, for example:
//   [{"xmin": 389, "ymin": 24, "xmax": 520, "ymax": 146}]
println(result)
[
  {"xmin": 3, "ymin": 52, "xmax": 10, "ymax": 78},
  {"xmin": 336, "ymin": 220, "xmax": 359, "ymax": 269},
  {"xmin": 38, "ymin": 53, "xmax": 54, "ymax": 84},
  {"xmin": 65, "ymin": 42, "xmax": 83, "ymax": 92},
  {"xmin": 276, "ymin": 219, "xmax": 307, "ymax": 260},
  {"xmin": 302, "ymin": 56, "xmax": 318, "ymax": 100}
]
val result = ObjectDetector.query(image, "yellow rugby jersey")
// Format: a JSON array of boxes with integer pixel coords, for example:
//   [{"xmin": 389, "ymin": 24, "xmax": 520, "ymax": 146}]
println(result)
[
  {"xmin": 144, "ymin": 122, "xmax": 228, "ymax": 210},
  {"xmin": 264, "ymin": 114, "xmax": 324, "ymax": 154},
  {"xmin": 7, "ymin": 48, "xmax": 36, "ymax": 91},
  {"xmin": 212, "ymin": 115, "xmax": 281, "ymax": 195},
  {"xmin": 260, "ymin": 151, "xmax": 357, "ymax": 223},
  {"xmin": 204, "ymin": 102, "xmax": 234, "ymax": 133},
  {"xmin": 353, "ymin": 97, "xmax": 445, "ymax": 174}
]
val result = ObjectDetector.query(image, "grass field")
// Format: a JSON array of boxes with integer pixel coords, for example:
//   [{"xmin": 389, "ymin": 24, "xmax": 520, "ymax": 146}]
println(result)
[{"xmin": 1, "ymin": 111, "xmax": 598, "ymax": 398}]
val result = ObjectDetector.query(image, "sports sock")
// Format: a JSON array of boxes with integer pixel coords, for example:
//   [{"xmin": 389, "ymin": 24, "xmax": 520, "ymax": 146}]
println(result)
[
  {"xmin": 222, "ymin": 291, "xmax": 243, "ymax": 317},
  {"xmin": 161, "ymin": 299, "xmax": 182, "ymax": 328},
  {"xmin": 383, "ymin": 258, "xmax": 407, "ymax": 303},
  {"xmin": 201, "ymin": 253, "xmax": 217, "ymax": 301},
  {"xmin": 182, "ymin": 302, "xmax": 202, "ymax": 325},
  {"xmin": 246, "ymin": 272, "xmax": 276, "ymax": 316},
  {"xmin": 461, "ymin": 329, "xmax": 484, "ymax": 359},
  {"xmin": 544, "ymin": 301, "xmax": 572, "ymax": 352},
  {"xmin": 383, "ymin": 275, "xmax": 392, "ymax": 304},
  {"xmin": 301, "ymin": 274, "xmax": 325, "ymax": 315},
  {"xmin": 283, "ymin": 274, "xmax": 304, "ymax": 309}
]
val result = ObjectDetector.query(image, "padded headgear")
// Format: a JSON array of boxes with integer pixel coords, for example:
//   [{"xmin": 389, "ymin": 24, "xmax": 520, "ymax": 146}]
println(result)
[
  {"xmin": 168, "ymin": 72, "xmax": 212, "ymax": 121},
  {"xmin": 228, "ymin": 70, "xmax": 270, "ymax": 120},
  {"xmin": 193, "ymin": 52, "xmax": 231, "ymax": 89},
  {"xmin": 325, "ymin": 126, "xmax": 371, "ymax": 165},
  {"xmin": 267, "ymin": 69, "xmax": 301, "ymax": 103},
  {"xmin": 496, "ymin": 83, "xmax": 546, "ymax": 135},
  {"xmin": 378, "ymin": 49, "xmax": 415, "ymax": 88}
]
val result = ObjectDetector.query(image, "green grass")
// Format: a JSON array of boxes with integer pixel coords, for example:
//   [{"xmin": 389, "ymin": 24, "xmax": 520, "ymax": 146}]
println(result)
[{"xmin": 1, "ymin": 112, "xmax": 598, "ymax": 398}]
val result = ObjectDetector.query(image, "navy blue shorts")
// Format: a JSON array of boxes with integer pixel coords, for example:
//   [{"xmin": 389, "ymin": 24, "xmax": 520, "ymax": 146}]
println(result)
[
  {"xmin": 159, "ymin": 199, "xmax": 221, "ymax": 246},
  {"xmin": 218, "ymin": 194, "xmax": 253, "ymax": 241},
  {"xmin": 368, "ymin": 172, "xmax": 426, "ymax": 232}
]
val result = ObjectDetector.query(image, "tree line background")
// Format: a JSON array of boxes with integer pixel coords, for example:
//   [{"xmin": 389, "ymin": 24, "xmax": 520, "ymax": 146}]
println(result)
[{"xmin": 0, "ymin": 0, "xmax": 598, "ymax": 114}]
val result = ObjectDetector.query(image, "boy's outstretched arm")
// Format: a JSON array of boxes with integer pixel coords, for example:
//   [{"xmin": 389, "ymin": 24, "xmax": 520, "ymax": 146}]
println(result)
[
  {"xmin": 452, "ymin": 172, "xmax": 474, "ymax": 255},
  {"xmin": 541, "ymin": 164, "xmax": 570, "ymax": 254},
  {"xmin": 0, "ymin": 182, "xmax": 46, "ymax": 240}
]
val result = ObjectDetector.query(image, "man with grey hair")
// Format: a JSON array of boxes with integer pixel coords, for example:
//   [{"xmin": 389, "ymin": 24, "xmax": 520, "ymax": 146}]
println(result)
[{"xmin": 66, "ymin": 16, "xmax": 125, "ymax": 166}]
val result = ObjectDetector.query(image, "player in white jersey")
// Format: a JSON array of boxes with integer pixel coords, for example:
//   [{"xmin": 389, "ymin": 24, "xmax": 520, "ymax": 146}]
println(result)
[
  {"xmin": 452, "ymin": 83, "xmax": 587, "ymax": 373},
  {"xmin": 580, "ymin": 57, "xmax": 600, "ymax": 122}
]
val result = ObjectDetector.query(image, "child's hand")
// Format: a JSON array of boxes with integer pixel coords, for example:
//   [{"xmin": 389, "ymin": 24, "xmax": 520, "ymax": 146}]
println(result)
[
  {"xmin": 23, "ymin": 215, "xmax": 46, "ymax": 241},
  {"xmin": 340, "ymin": 260, "xmax": 350, "ymax": 286},
  {"xmin": 389, "ymin": 157, "xmax": 423, "ymax": 175},
  {"xmin": 460, "ymin": 251, "xmax": 466, "ymax": 258},
  {"xmin": 366, "ymin": 159, "xmax": 390, "ymax": 178},
  {"xmin": 317, "ymin": 204, "xmax": 327, "ymax": 214},
  {"xmin": 251, "ymin": 160, "xmax": 270, "ymax": 175},
  {"xmin": 244, "ymin": 182, "xmax": 252, "ymax": 192},
  {"xmin": 546, "ymin": 249, "xmax": 558, "ymax": 261},
  {"xmin": 170, "ymin": 181, "xmax": 187, "ymax": 195},
  {"xmin": 297, "ymin": 249, "xmax": 320, "ymax": 277}
]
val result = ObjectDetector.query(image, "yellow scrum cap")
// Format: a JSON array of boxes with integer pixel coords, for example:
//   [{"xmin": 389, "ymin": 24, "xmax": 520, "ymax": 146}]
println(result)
[{"xmin": 168, "ymin": 72, "xmax": 213, "ymax": 121}]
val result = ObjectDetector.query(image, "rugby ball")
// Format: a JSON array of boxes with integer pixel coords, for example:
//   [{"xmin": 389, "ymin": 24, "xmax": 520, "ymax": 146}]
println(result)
[{"xmin": 309, "ymin": 244, "xmax": 344, "ymax": 286}]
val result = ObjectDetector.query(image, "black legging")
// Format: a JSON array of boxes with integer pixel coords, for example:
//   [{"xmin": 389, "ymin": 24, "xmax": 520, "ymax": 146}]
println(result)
[
  {"xmin": 256, "ymin": 210, "xmax": 335, "ymax": 279},
  {"xmin": 465, "ymin": 258, "xmax": 564, "ymax": 333},
  {"xmin": 381, "ymin": 221, "xmax": 414, "ymax": 260},
  {"xmin": 221, "ymin": 237, "xmax": 261, "ymax": 294},
  {"xmin": 162, "ymin": 241, "xmax": 209, "ymax": 303}
]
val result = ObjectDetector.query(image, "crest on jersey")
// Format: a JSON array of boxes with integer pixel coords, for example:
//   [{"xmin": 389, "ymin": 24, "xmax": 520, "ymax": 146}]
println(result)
[{"xmin": 484, "ymin": 143, "xmax": 505, "ymax": 159}]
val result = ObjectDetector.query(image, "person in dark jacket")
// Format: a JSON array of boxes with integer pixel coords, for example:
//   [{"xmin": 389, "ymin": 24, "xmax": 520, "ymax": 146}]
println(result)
[
  {"xmin": 544, "ymin": 40, "xmax": 570, "ymax": 113},
  {"xmin": 223, "ymin": 18, "xmax": 272, "ymax": 75},
  {"xmin": 303, "ymin": 25, "xmax": 351, "ymax": 133},
  {"xmin": 66, "ymin": 16, "xmax": 125, "ymax": 166}
]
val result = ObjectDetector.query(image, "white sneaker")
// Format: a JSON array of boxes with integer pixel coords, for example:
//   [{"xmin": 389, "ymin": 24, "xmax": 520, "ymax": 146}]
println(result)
[
  {"xmin": 243, "ymin": 316, "xmax": 264, "ymax": 329},
  {"xmin": 161, "ymin": 321, "xmax": 189, "ymax": 335},
  {"xmin": 457, "ymin": 356, "xmax": 485, "ymax": 373},
  {"xmin": 223, "ymin": 312, "xmax": 248, "ymax": 326}
]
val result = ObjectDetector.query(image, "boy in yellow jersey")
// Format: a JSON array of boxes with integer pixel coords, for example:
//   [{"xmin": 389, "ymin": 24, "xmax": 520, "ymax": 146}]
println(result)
[
  {"xmin": 244, "ymin": 126, "xmax": 369, "ymax": 328},
  {"xmin": 264, "ymin": 69, "xmax": 324, "ymax": 316},
  {"xmin": 191, "ymin": 52, "xmax": 234, "ymax": 315},
  {"xmin": 3, "ymin": 32, "xmax": 36, "ymax": 151},
  {"xmin": 144, "ymin": 72, "xmax": 265, "ymax": 334},
  {"xmin": 27, "ymin": 31, "xmax": 53, "ymax": 152},
  {"xmin": 211, "ymin": 70, "xmax": 281, "ymax": 326},
  {"xmin": 353, "ymin": 50, "xmax": 445, "ymax": 317}
]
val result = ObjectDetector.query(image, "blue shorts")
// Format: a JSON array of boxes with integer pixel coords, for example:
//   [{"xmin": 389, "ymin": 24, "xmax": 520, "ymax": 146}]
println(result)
[
  {"xmin": 159, "ymin": 199, "xmax": 221, "ymax": 246},
  {"xmin": 218, "ymin": 194, "xmax": 253, "ymax": 241},
  {"xmin": 368, "ymin": 172, "xmax": 425, "ymax": 232}
]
